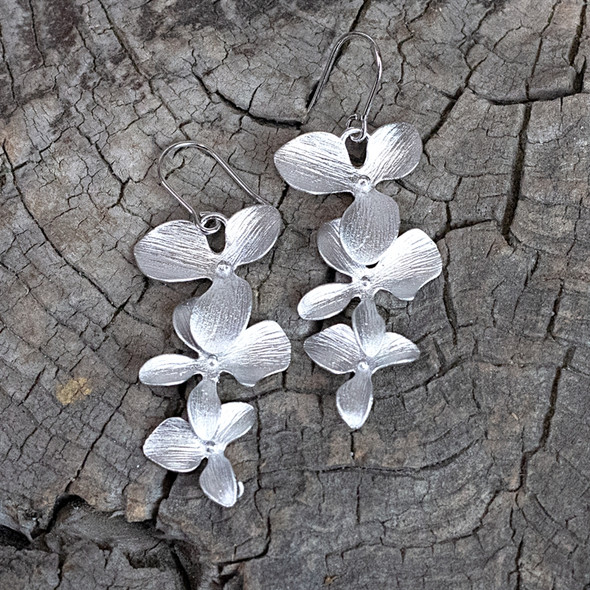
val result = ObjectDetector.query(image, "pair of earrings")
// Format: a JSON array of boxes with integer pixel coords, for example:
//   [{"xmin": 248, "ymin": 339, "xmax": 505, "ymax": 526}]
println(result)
[{"xmin": 134, "ymin": 33, "xmax": 442, "ymax": 507}]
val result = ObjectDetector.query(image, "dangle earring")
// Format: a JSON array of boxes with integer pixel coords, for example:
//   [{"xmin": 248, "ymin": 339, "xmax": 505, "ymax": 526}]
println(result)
[
  {"xmin": 135, "ymin": 141, "xmax": 291, "ymax": 507},
  {"xmin": 274, "ymin": 33, "xmax": 442, "ymax": 430}
]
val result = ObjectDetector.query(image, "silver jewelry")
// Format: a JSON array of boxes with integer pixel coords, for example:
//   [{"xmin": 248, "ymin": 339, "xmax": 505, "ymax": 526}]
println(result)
[
  {"xmin": 136, "ymin": 141, "xmax": 291, "ymax": 506},
  {"xmin": 274, "ymin": 33, "xmax": 441, "ymax": 430}
]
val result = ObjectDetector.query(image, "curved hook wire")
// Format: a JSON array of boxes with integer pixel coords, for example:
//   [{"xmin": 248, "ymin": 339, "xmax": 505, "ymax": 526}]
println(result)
[
  {"xmin": 158, "ymin": 141, "xmax": 269, "ymax": 233},
  {"xmin": 307, "ymin": 32, "xmax": 383, "ymax": 140}
]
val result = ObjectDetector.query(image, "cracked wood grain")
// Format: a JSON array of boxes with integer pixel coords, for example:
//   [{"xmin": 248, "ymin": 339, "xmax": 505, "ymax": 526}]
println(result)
[{"xmin": 1, "ymin": 0, "xmax": 590, "ymax": 588}]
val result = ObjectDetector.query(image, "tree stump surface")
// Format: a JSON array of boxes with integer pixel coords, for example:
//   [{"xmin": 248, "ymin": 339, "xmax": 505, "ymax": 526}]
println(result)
[{"xmin": 1, "ymin": 0, "xmax": 589, "ymax": 588}]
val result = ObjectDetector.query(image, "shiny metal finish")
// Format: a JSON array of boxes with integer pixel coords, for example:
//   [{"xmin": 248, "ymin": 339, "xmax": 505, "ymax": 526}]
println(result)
[
  {"xmin": 137, "ymin": 233, "xmax": 290, "ymax": 507},
  {"xmin": 136, "ymin": 142, "xmax": 291, "ymax": 506},
  {"xmin": 297, "ymin": 218, "xmax": 441, "ymax": 428},
  {"xmin": 134, "ymin": 219, "xmax": 218, "ymax": 282},
  {"xmin": 304, "ymin": 299, "xmax": 420, "ymax": 430},
  {"xmin": 134, "ymin": 204, "xmax": 281, "ymax": 282},
  {"xmin": 297, "ymin": 219, "xmax": 441, "ymax": 428},
  {"xmin": 274, "ymin": 123, "xmax": 422, "ymax": 264},
  {"xmin": 139, "ymin": 298, "xmax": 291, "ymax": 389},
  {"xmin": 340, "ymin": 186, "xmax": 400, "ymax": 266},
  {"xmin": 189, "ymin": 273, "xmax": 253, "ymax": 355},
  {"xmin": 274, "ymin": 30, "xmax": 441, "ymax": 429},
  {"xmin": 134, "ymin": 203, "xmax": 282, "ymax": 359},
  {"xmin": 298, "ymin": 220, "xmax": 442, "ymax": 321},
  {"xmin": 143, "ymin": 399, "xmax": 256, "ymax": 507}
]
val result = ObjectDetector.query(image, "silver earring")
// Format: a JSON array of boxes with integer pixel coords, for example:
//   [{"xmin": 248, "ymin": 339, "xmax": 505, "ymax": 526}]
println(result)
[
  {"xmin": 274, "ymin": 33, "xmax": 442, "ymax": 430},
  {"xmin": 135, "ymin": 141, "xmax": 291, "ymax": 507}
]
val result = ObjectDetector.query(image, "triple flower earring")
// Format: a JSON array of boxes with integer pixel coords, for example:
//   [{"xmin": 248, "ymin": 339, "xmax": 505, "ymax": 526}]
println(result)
[
  {"xmin": 135, "ymin": 141, "xmax": 291, "ymax": 507},
  {"xmin": 274, "ymin": 33, "xmax": 442, "ymax": 430}
]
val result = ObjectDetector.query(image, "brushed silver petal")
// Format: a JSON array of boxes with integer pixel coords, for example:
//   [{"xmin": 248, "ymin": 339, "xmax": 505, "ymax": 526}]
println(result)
[
  {"xmin": 214, "ymin": 402, "xmax": 256, "ymax": 446},
  {"xmin": 274, "ymin": 132, "xmax": 355, "ymax": 195},
  {"xmin": 336, "ymin": 368, "xmax": 373, "ymax": 430},
  {"xmin": 340, "ymin": 187, "xmax": 400, "ymax": 265},
  {"xmin": 317, "ymin": 219, "xmax": 365, "ymax": 278},
  {"xmin": 352, "ymin": 299, "xmax": 385, "ymax": 357},
  {"xmin": 298, "ymin": 283, "xmax": 356, "ymax": 321},
  {"xmin": 303, "ymin": 324, "xmax": 362, "ymax": 374},
  {"xmin": 360, "ymin": 123, "xmax": 422, "ymax": 183},
  {"xmin": 199, "ymin": 453, "xmax": 238, "ymax": 507},
  {"xmin": 134, "ymin": 220, "xmax": 218, "ymax": 282},
  {"xmin": 139, "ymin": 354, "xmax": 200, "ymax": 386},
  {"xmin": 371, "ymin": 228, "xmax": 442, "ymax": 301},
  {"xmin": 224, "ymin": 205, "xmax": 282, "ymax": 267},
  {"xmin": 220, "ymin": 320, "xmax": 291, "ymax": 387},
  {"xmin": 143, "ymin": 417, "xmax": 205, "ymax": 473},
  {"xmin": 370, "ymin": 333, "xmax": 420, "ymax": 373},
  {"xmin": 173, "ymin": 298, "xmax": 200, "ymax": 352},
  {"xmin": 189, "ymin": 274, "xmax": 252, "ymax": 354},
  {"xmin": 187, "ymin": 380, "xmax": 221, "ymax": 441}
]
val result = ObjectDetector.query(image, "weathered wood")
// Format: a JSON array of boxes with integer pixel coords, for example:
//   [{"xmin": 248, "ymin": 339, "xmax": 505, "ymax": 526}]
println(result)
[{"xmin": 1, "ymin": 0, "xmax": 589, "ymax": 587}]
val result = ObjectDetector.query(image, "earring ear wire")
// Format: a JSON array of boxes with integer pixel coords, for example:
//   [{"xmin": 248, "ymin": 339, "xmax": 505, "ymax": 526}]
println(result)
[
  {"xmin": 158, "ymin": 140, "xmax": 270, "ymax": 234},
  {"xmin": 307, "ymin": 32, "xmax": 383, "ymax": 142}
]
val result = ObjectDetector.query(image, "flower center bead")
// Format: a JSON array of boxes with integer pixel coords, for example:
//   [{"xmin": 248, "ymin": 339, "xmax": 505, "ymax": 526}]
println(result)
[
  {"xmin": 354, "ymin": 175, "xmax": 372, "ymax": 193},
  {"xmin": 357, "ymin": 360, "xmax": 370, "ymax": 372},
  {"xmin": 216, "ymin": 261, "xmax": 232, "ymax": 277},
  {"xmin": 360, "ymin": 276, "xmax": 372, "ymax": 290},
  {"xmin": 204, "ymin": 440, "xmax": 218, "ymax": 454},
  {"xmin": 207, "ymin": 356, "xmax": 219, "ymax": 370}
]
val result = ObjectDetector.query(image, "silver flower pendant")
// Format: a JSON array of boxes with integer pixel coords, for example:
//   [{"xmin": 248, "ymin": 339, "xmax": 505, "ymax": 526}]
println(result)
[
  {"xmin": 136, "ymin": 197, "xmax": 290, "ymax": 505},
  {"xmin": 274, "ymin": 123, "xmax": 422, "ymax": 264},
  {"xmin": 298, "ymin": 219, "xmax": 442, "ymax": 321},
  {"xmin": 275, "ymin": 122, "xmax": 442, "ymax": 430},
  {"xmin": 139, "ymin": 296, "xmax": 291, "ymax": 426},
  {"xmin": 135, "ymin": 204, "xmax": 282, "ymax": 350},
  {"xmin": 299, "ymin": 222, "xmax": 441, "ymax": 429},
  {"xmin": 143, "ymin": 395, "xmax": 256, "ymax": 507},
  {"xmin": 305, "ymin": 299, "xmax": 420, "ymax": 429}
]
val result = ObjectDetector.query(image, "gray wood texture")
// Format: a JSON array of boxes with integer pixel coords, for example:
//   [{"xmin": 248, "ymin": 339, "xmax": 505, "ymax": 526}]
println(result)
[{"xmin": 1, "ymin": 0, "xmax": 589, "ymax": 587}]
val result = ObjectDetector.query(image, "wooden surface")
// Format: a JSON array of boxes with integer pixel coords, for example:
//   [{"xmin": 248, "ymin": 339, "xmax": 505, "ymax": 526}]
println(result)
[{"xmin": 1, "ymin": 0, "xmax": 590, "ymax": 588}]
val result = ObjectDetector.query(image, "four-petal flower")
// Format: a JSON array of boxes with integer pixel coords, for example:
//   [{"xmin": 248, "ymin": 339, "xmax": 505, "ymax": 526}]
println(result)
[
  {"xmin": 134, "ymin": 204, "xmax": 282, "ymax": 351},
  {"xmin": 140, "ymin": 296, "xmax": 291, "ymax": 390},
  {"xmin": 299, "ymin": 219, "xmax": 442, "ymax": 321},
  {"xmin": 304, "ymin": 299, "xmax": 419, "ymax": 429},
  {"xmin": 143, "ymin": 393, "xmax": 255, "ymax": 507},
  {"xmin": 274, "ymin": 123, "xmax": 422, "ymax": 264}
]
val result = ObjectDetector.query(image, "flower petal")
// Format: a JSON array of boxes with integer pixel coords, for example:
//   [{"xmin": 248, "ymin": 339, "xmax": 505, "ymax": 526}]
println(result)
[
  {"xmin": 336, "ymin": 368, "xmax": 373, "ymax": 430},
  {"xmin": 360, "ymin": 123, "xmax": 422, "ymax": 184},
  {"xmin": 274, "ymin": 132, "xmax": 355, "ymax": 194},
  {"xmin": 173, "ymin": 298, "xmax": 200, "ymax": 352},
  {"xmin": 303, "ymin": 324, "xmax": 362, "ymax": 374},
  {"xmin": 199, "ymin": 453, "xmax": 238, "ymax": 507},
  {"xmin": 214, "ymin": 402, "xmax": 256, "ymax": 446},
  {"xmin": 143, "ymin": 417, "xmax": 205, "ymax": 472},
  {"xmin": 189, "ymin": 274, "xmax": 252, "ymax": 354},
  {"xmin": 298, "ymin": 283, "xmax": 356, "ymax": 321},
  {"xmin": 371, "ymin": 229, "xmax": 442, "ymax": 300},
  {"xmin": 340, "ymin": 187, "xmax": 400, "ymax": 265},
  {"xmin": 370, "ymin": 333, "xmax": 420, "ymax": 372},
  {"xmin": 317, "ymin": 219, "xmax": 365, "ymax": 278},
  {"xmin": 187, "ymin": 380, "xmax": 221, "ymax": 441},
  {"xmin": 223, "ymin": 205, "xmax": 282, "ymax": 267},
  {"xmin": 352, "ymin": 299, "xmax": 385, "ymax": 357},
  {"xmin": 139, "ymin": 354, "xmax": 200, "ymax": 386},
  {"xmin": 220, "ymin": 321, "xmax": 291, "ymax": 387},
  {"xmin": 134, "ymin": 220, "xmax": 217, "ymax": 282}
]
